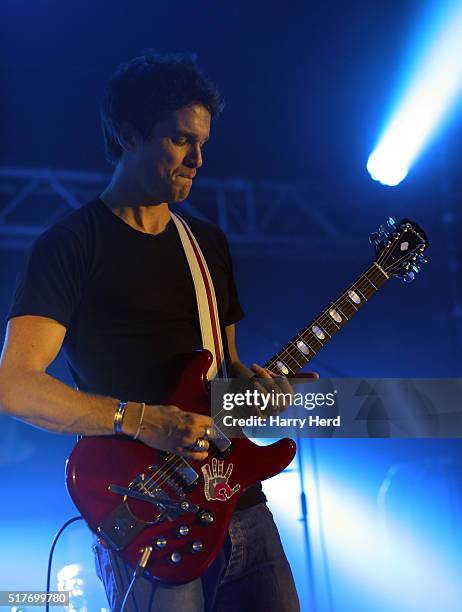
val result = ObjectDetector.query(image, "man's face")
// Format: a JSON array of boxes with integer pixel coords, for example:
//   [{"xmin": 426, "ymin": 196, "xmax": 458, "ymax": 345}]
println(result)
[{"xmin": 129, "ymin": 103, "xmax": 211, "ymax": 204}]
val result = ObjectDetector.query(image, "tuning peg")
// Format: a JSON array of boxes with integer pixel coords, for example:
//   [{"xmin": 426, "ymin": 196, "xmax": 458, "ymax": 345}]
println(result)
[
  {"xmin": 378, "ymin": 224, "xmax": 388, "ymax": 237},
  {"xmin": 417, "ymin": 254, "xmax": 428, "ymax": 264},
  {"xmin": 403, "ymin": 271, "xmax": 415, "ymax": 283},
  {"xmin": 412, "ymin": 264, "xmax": 420, "ymax": 273},
  {"xmin": 369, "ymin": 232, "xmax": 380, "ymax": 244},
  {"xmin": 386, "ymin": 217, "xmax": 397, "ymax": 228}
]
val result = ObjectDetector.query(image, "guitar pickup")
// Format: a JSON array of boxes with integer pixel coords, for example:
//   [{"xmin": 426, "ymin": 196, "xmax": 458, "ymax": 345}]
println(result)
[{"xmin": 159, "ymin": 457, "xmax": 199, "ymax": 488}]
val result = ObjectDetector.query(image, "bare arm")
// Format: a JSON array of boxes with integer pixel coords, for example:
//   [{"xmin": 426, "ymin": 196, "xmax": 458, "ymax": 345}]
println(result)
[{"xmin": 0, "ymin": 315, "xmax": 213, "ymax": 458}]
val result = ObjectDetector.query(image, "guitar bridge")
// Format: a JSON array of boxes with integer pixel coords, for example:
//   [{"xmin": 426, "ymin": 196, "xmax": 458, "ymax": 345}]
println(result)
[{"xmin": 96, "ymin": 502, "xmax": 147, "ymax": 551}]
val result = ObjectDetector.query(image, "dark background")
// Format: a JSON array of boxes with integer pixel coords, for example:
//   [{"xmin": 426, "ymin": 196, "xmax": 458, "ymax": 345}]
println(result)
[
  {"xmin": 1, "ymin": 0, "xmax": 461, "ymax": 378},
  {"xmin": 1, "ymin": 2, "xmax": 462, "ymax": 610}
]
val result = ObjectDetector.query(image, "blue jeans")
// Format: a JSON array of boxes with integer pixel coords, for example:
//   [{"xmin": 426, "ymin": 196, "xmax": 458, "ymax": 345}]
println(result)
[{"xmin": 93, "ymin": 503, "xmax": 300, "ymax": 612}]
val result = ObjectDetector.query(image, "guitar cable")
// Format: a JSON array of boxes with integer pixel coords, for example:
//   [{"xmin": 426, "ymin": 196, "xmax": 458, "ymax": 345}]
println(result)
[
  {"xmin": 45, "ymin": 515, "xmax": 84, "ymax": 612},
  {"xmin": 120, "ymin": 546, "xmax": 153, "ymax": 612}
]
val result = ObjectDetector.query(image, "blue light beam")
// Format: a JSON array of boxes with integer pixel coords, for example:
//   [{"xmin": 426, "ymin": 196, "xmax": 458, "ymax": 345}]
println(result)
[{"xmin": 367, "ymin": 1, "xmax": 462, "ymax": 186}]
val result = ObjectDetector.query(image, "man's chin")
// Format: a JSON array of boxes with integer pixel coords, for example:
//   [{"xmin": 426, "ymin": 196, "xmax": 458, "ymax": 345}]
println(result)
[{"xmin": 169, "ymin": 185, "xmax": 192, "ymax": 203}]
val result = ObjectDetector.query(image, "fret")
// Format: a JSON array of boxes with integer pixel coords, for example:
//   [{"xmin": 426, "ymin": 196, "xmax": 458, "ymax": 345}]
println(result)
[
  {"xmin": 331, "ymin": 303, "xmax": 349, "ymax": 321},
  {"xmin": 313, "ymin": 322, "xmax": 331, "ymax": 339},
  {"xmin": 321, "ymin": 313, "xmax": 340, "ymax": 332},
  {"xmin": 307, "ymin": 328, "xmax": 324, "ymax": 346},
  {"xmin": 334, "ymin": 294, "xmax": 357, "ymax": 318},
  {"xmin": 268, "ymin": 350, "xmax": 298, "ymax": 375},
  {"xmin": 264, "ymin": 263, "xmax": 390, "ymax": 376},
  {"xmin": 284, "ymin": 350, "xmax": 304, "ymax": 369},
  {"xmin": 280, "ymin": 351, "xmax": 302, "ymax": 372},
  {"xmin": 350, "ymin": 283, "xmax": 367, "ymax": 302},
  {"xmin": 296, "ymin": 335, "xmax": 317, "ymax": 356},
  {"xmin": 363, "ymin": 274, "xmax": 378, "ymax": 290}
]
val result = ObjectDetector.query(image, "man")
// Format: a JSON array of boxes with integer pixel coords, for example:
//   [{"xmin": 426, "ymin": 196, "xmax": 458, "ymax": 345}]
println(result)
[{"xmin": 0, "ymin": 52, "xmax": 301, "ymax": 611}]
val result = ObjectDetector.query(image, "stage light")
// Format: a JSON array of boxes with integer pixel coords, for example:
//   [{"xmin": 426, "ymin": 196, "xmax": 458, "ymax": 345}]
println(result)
[
  {"xmin": 367, "ymin": 0, "xmax": 462, "ymax": 186},
  {"xmin": 304, "ymin": 470, "xmax": 462, "ymax": 612}
]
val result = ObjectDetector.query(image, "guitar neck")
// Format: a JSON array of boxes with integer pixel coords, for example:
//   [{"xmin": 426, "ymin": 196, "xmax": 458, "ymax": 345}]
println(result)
[{"xmin": 264, "ymin": 262, "xmax": 389, "ymax": 376}]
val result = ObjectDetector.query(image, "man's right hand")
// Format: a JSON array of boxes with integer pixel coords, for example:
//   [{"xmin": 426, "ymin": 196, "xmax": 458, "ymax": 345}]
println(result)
[{"xmin": 123, "ymin": 403, "xmax": 214, "ymax": 461}]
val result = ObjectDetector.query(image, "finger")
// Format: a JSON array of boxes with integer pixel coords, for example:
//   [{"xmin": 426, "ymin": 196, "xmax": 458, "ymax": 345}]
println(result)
[
  {"xmin": 251, "ymin": 364, "xmax": 276, "ymax": 378},
  {"xmin": 185, "ymin": 413, "xmax": 214, "ymax": 428},
  {"xmin": 256, "ymin": 376, "xmax": 280, "ymax": 395},
  {"xmin": 217, "ymin": 459, "xmax": 224, "ymax": 477},
  {"xmin": 270, "ymin": 374, "xmax": 294, "ymax": 391},
  {"xmin": 176, "ymin": 436, "xmax": 210, "ymax": 452},
  {"xmin": 252, "ymin": 382, "xmax": 272, "ymax": 417},
  {"xmin": 197, "ymin": 415, "xmax": 215, "ymax": 427}
]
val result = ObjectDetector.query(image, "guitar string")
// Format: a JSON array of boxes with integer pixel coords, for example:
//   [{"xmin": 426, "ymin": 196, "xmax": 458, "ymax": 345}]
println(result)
[
  {"xmin": 135, "ymin": 263, "xmax": 394, "ymax": 494},
  {"xmin": 267, "ymin": 260, "xmax": 389, "ymax": 371},
  {"xmin": 136, "ymin": 245, "xmax": 423, "ymax": 496},
  {"xmin": 271, "ymin": 239, "xmax": 423, "ymax": 370},
  {"xmin": 138, "ymin": 250, "xmax": 424, "ymax": 498},
  {"xmin": 136, "ymin": 238, "xmax": 426, "ymax": 496}
]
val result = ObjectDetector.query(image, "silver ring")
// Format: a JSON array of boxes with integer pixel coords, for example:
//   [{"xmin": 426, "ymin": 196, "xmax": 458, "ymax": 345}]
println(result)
[{"xmin": 190, "ymin": 438, "xmax": 207, "ymax": 451}]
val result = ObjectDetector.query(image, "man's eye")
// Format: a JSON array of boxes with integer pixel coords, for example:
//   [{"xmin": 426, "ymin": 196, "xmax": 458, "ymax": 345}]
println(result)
[{"xmin": 172, "ymin": 137, "xmax": 187, "ymax": 146}]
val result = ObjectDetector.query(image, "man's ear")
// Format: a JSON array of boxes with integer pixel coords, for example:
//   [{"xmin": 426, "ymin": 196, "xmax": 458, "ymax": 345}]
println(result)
[{"xmin": 117, "ymin": 122, "xmax": 141, "ymax": 154}]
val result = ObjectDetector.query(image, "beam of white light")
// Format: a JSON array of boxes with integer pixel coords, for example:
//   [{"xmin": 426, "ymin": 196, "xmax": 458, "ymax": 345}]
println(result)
[
  {"xmin": 265, "ymin": 458, "xmax": 462, "ymax": 612},
  {"xmin": 306, "ymin": 474, "xmax": 462, "ymax": 612},
  {"xmin": 367, "ymin": 1, "xmax": 462, "ymax": 186}
]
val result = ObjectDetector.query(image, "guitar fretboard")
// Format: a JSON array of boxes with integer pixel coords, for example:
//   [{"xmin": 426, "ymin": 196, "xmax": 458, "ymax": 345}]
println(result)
[{"xmin": 264, "ymin": 262, "xmax": 389, "ymax": 375}]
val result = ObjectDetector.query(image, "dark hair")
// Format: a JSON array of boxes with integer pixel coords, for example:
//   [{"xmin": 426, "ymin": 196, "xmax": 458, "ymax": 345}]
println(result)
[{"xmin": 101, "ymin": 51, "xmax": 224, "ymax": 165}]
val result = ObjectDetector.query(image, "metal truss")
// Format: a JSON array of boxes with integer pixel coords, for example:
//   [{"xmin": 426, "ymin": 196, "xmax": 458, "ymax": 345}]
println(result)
[{"xmin": 0, "ymin": 166, "xmax": 345, "ymax": 253}]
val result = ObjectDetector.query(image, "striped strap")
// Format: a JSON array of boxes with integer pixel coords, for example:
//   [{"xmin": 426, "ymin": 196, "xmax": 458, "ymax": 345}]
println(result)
[{"xmin": 170, "ymin": 213, "xmax": 228, "ymax": 380}]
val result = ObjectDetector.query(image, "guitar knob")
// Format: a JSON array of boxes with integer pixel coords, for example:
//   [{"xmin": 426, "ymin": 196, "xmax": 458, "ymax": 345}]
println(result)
[
  {"xmin": 177, "ymin": 525, "xmax": 189, "ymax": 537},
  {"xmin": 369, "ymin": 232, "xmax": 380, "ymax": 244},
  {"xmin": 386, "ymin": 217, "xmax": 397, "ymax": 228},
  {"xmin": 169, "ymin": 552, "xmax": 182, "ymax": 564},
  {"xmin": 191, "ymin": 540, "xmax": 204, "ymax": 553},
  {"xmin": 403, "ymin": 271, "xmax": 415, "ymax": 283},
  {"xmin": 154, "ymin": 536, "xmax": 167, "ymax": 550},
  {"xmin": 198, "ymin": 511, "xmax": 214, "ymax": 526}
]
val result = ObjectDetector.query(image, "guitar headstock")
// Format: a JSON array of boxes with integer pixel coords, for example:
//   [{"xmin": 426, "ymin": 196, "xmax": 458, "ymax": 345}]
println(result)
[{"xmin": 370, "ymin": 217, "xmax": 429, "ymax": 281}]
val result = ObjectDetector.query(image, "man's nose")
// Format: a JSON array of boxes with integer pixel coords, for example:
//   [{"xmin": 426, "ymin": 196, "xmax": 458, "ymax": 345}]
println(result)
[{"xmin": 185, "ymin": 143, "xmax": 203, "ymax": 168}]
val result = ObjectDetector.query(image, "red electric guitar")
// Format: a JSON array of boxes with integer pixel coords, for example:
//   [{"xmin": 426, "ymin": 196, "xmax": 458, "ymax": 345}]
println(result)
[{"xmin": 66, "ymin": 217, "xmax": 429, "ymax": 584}]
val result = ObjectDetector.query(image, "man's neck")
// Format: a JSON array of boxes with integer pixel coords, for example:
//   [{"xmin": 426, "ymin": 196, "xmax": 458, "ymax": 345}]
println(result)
[{"xmin": 100, "ymin": 172, "xmax": 171, "ymax": 236}]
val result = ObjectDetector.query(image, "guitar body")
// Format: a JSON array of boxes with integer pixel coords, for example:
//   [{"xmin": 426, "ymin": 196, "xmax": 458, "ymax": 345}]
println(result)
[
  {"xmin": 66, "ymin": 349, "xmax": 296, "ymax": 584},
  {"xmin": 66, "ymin": 217, "xmax": 429, "ymax": 585}
]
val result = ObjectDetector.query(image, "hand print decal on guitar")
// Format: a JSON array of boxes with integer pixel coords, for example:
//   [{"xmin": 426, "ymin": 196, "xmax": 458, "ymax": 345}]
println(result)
[{"xmin": 201, "ymin": 458, "xmax": 241, "ymax": 501}]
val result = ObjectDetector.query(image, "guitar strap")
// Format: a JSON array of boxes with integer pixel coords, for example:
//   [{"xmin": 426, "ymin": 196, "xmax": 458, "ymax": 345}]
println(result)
[{"xmin": 170, "ymin": 212, "xmax": 228, "ymax": 380}]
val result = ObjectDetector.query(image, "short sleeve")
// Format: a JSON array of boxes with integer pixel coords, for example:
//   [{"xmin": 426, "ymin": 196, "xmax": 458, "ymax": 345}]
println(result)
[{"xmin": 8, "ymin": 225, "xmax": 87, "ymax": 328}]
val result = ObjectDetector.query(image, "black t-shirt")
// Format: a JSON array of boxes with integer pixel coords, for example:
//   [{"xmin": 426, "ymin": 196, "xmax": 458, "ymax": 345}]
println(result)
[{"xmin": 9, "ymin": 197, "xmax": 265, "ymax": 509}]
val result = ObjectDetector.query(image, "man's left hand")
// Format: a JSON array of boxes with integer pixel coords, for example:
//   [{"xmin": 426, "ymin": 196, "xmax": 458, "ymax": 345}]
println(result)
[{"xmin": 250, "ymin": 363, "xmax": 296, "ymax": 415}]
